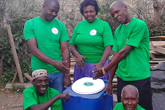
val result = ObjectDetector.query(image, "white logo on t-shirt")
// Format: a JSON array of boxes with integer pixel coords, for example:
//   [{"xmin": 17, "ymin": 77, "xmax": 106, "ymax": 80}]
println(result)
[
  {"xmin": 52, "ymin": 27, "xmax": 58, "ymax": 34},
  {"xmin": 90, "ymin": 29, "xmax": 97, "ymax": 36}
]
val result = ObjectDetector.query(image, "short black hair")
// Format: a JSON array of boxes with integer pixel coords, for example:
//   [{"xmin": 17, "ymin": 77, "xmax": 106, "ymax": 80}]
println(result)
[
  {"xmin": 80, "ymin": 0, "xmax": 99, "ymax": 15},
  {"xmin": 44, "ymin": 0, "xmax": 59, "ymax": 7}
]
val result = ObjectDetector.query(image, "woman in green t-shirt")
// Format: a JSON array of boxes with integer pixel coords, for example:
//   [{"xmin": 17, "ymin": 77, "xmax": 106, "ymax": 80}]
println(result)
[{"xmin": 69, "ymin": 0, "xmax": 114, "ymax": 82}]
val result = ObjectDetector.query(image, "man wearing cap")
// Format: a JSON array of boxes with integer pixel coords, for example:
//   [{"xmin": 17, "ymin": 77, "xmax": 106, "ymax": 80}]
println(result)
[
  {"xmin": 23, "ymin": 69, "xmax": 69, "ymax": 110},
  {"xmin": 23, "ymin": 0, "xmax": 71, "ymax": 93},
  {"xmin": 113, "ymin": 85, "xmax": 145, "ymax": 110}
]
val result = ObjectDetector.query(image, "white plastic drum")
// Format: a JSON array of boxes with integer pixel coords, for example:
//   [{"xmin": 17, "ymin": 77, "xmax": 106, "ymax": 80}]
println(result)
[{"xmin": 72, "ymin": 77, "xmax": 105, "ymax": 94}]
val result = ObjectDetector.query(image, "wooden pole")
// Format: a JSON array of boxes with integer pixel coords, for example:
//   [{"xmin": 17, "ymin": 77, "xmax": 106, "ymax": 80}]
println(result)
[
  {"xmin": 24, "ymin": 73, "xmax": 32, "ymax": 82},
  {"xmin": 7, "ymin": 25, "xmax": 24, "ymax": 83},
  {"xmin": 12, "ymin": 71, "xmax": 18, "ymax": 83}
]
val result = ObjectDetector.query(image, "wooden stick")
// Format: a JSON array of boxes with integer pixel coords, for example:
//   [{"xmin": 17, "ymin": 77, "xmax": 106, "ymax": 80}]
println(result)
[
  {"xmin": 7, "ymin": 25, "xmax": 24, "ymax": 83},
  {"xmin": 12, "ymin": 71, "xmax": 18, "ymax": 83},
  {"xmin": 24, "ymin": 73, "xmax": 32, "ymax": 82}
]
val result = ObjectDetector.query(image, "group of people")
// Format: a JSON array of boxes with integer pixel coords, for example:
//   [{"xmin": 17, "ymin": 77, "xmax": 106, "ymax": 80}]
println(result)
[{"xmin": 23, "ymin": 0, "xmax": 153, "ymax": 110}]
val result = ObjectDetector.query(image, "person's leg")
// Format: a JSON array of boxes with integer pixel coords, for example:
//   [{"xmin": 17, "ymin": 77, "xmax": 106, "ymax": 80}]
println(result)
[
  {"xmin": 133, "ymin": 78, "xmax": 153, "ymax": 110},
  {"xmin": 48, "ymin": 72, "xmax": 64, "ymax": 93}
]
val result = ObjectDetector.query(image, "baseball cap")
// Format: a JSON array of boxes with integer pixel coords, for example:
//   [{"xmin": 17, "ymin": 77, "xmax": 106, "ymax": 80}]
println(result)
[{"xmin": 32, "ymin": 69, "xmax": 48, "ymax": 80}]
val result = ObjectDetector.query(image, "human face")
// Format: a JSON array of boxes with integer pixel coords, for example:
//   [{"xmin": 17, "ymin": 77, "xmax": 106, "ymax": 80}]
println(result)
[
  {"xmin": 110, "ymin": 3, "xmax": 128, "ymax": 24},
  {"xmin": 83, "ymin": 5, "xmax": 96, "ymax": 23},
  {"xmin": 32, "ymin": 76, "xmax": 49, "ymax": 96},
  {"xmin": 122, "ymin": 88, "xmax": 139, "ymax": 110},
  {"xmin": 42, "ymin": 1, "xmax": 59, "ymax": 21}
]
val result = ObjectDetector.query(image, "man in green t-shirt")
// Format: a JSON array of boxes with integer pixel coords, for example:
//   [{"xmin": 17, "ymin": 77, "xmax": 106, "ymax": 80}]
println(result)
[
  {"xmin": 23, "ymin": 0, "xmax": 71, "ymax": 93},
  {"xmin": 113, "ymin": 85, "xmax": 145, "ymax": 110},
  {"xmin": 23, "ymin": 69, "xmax": 69, "ymax": 110},
  {"xmin": 93, "ymin": 1, "xmax": 152, "ymax": 110}
]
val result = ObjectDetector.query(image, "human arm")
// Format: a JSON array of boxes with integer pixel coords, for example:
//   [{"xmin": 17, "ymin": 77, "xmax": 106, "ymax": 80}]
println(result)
[
  {"xmin": 93, "ymin": 45, "xmax": 134, "ymax": 79},
  {"xmin": 60, "ymin": 41, "xmax": 71, "ymax": 86},
  {"xmin": 92, "ymin": 21, "xmax": 113, "ymax": 70},
  {"xmin": 105, "ymin": 52, "xmax": 118, "ymax": 95},
  {"xmin": 70, "ymin": 44, "xmax": 86, "ymax": 68},
  {"xmin": 91, "ymin": 46, "xmax": 112, "ymax": 69},
  {"xmin": 61, "ymin": 41, "xmax": 70, "ymax": 70},
  {"xmin": 29, "ymin": 93, "xmax": 69, "ymax": 110},
  {"xmin": 27, "ymin": 38, "xmax": 69, "ymax": 74}
]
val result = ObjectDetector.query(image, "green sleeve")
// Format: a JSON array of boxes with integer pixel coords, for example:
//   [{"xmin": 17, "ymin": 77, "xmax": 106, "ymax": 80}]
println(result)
[
  {"xmin": 113, "ymin": 104, "xmax": 118, "ymax": 110},
  {"xmin": 113, "ymin": 102, "xmax": 124, "ymax": 110},
  {"xmin": 59, "ymin": 22, "xmax": 69, "ymax": 42},
  {"xmin": 126, "ymin": 21, "xmax": 149, "ymax": 48},
  {"xmin": 102, "ymin": 22, "xmax": 114, "ymax": 47},
  {"xmin": 112, "ymin": 34, "xmax": 119, "ymax": 52},
  {"xmin": 69, "ymin": 23, "xmax": 79, "ymax": 45},
  {"xmin": 50, "ymin": 89, "xmax": 63, "ymax": 110},
  {"xmin": 23, "ymin": 20, "xmax": 35, "ymax": 41},
  {"xmin": 23, "ymin": 87, "xmax": 38, "ymax": 110},
  {"xmin": 112, "ymin": 25, "xmax": 121, "ymax": 53}
]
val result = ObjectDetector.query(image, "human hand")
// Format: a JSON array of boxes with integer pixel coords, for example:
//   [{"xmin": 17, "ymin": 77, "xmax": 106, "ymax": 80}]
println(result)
[
  {"xmin": 92, "ymin": 67, "xmax": 103, "ymax": 79},
  {"xmin": 59, "ymin": 92, "xmax": 70, "ymax": 102},
  {"xmin": 106, "ymin": 83, "xmax": 113, "ymax": 96},
  {"xmin": 63, "ymin": 74, "xmax": 71, "ymax": 86},
  {"xmin": 75, "ymin": 55, "xmax": 86, "ymax": 68},
  {"xmin": 52, "ymin": 60, "xmax": 69, "ymax": 74},
  {"xmin": 91, "ymin": 62, "xmax": 104, "ymax": 69}
]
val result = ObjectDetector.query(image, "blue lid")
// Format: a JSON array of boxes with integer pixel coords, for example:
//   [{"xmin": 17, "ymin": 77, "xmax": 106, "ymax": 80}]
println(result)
[{"xmin": 63, "ymin": 80, "xmax": 108, "ymax": 99}]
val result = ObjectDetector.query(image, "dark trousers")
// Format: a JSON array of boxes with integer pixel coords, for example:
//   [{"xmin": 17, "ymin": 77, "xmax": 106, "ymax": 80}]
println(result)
[{"xmin": 117, "ymin": 77, "xmax": 153, "ymax": 110}]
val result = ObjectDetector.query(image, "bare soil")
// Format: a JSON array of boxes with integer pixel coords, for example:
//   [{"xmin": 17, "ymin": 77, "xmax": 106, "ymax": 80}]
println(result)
[{"xmin": 0, "ymin": 88, "xmax": 23, "ymax": 110}]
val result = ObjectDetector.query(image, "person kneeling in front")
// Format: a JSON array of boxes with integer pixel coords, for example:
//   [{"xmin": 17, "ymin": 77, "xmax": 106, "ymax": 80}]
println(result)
[
  {"xmin": 113, "ymin": 85, "xmax": 145, "ymax": 110},
  {"xmin": 23, "ymin": 69, "xmax": 69, "ymax": 110}
]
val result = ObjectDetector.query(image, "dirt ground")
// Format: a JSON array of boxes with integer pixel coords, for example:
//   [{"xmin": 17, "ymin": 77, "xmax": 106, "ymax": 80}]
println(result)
[{"xmin": 0, "ymin": 88, "xmax": 23, "ymax": 110}]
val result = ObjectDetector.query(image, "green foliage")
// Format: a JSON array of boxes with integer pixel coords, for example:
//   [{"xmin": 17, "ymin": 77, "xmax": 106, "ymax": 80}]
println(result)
[
  {"xmin": 8, "ymin": 16, "xmax": 29, "ymax": 50},
  {"xmin": 0, "ymin": 0, "xmax": 34, "ymax": 84},
  {"xmin": 1, "ymin": 16, "xmax": 32, "ymax": 83},
  {"xmin": 1, "ymin": 70, "xmax": 15, "ymax": 83}
]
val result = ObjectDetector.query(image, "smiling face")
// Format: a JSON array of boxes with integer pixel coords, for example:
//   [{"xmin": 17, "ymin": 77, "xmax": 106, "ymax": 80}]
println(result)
[
  {"xmin": 42, "ymin": 0, "xmax": 59, "ymax": 21},
  {"xmin": 110, "ymin": 2, "xmax": 128, "ymax": 24},
  {"xmin": 32, "ymin": 76, "xmax": 49, "ymax": 96},
  {"xmin": 122, "ymin": 88, "xmax": 139, "ymax": 110},
  {"xmin": 83, "ymin": 5, "xmax": 96, "ymax": 23}
]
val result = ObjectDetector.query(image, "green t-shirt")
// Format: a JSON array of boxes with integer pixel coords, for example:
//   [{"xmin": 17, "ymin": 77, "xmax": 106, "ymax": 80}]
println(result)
[
  {"xmin": 23, "ymin": 86, "xmax": 63, "ymax": 110},
  {"xmin": 113, "ymin": 102, "xmax": 145, "ymax": 110},
  {"xmin": 113, "ymin": 17, "xmax": 150, "ymax": 81},
  {"xmin": 69, "ymin": 18, "xmax": 113, "ymax": 63},
  {"xmin": 24, "ymin": 16, "xmax": 69, "ymax": 74}
]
